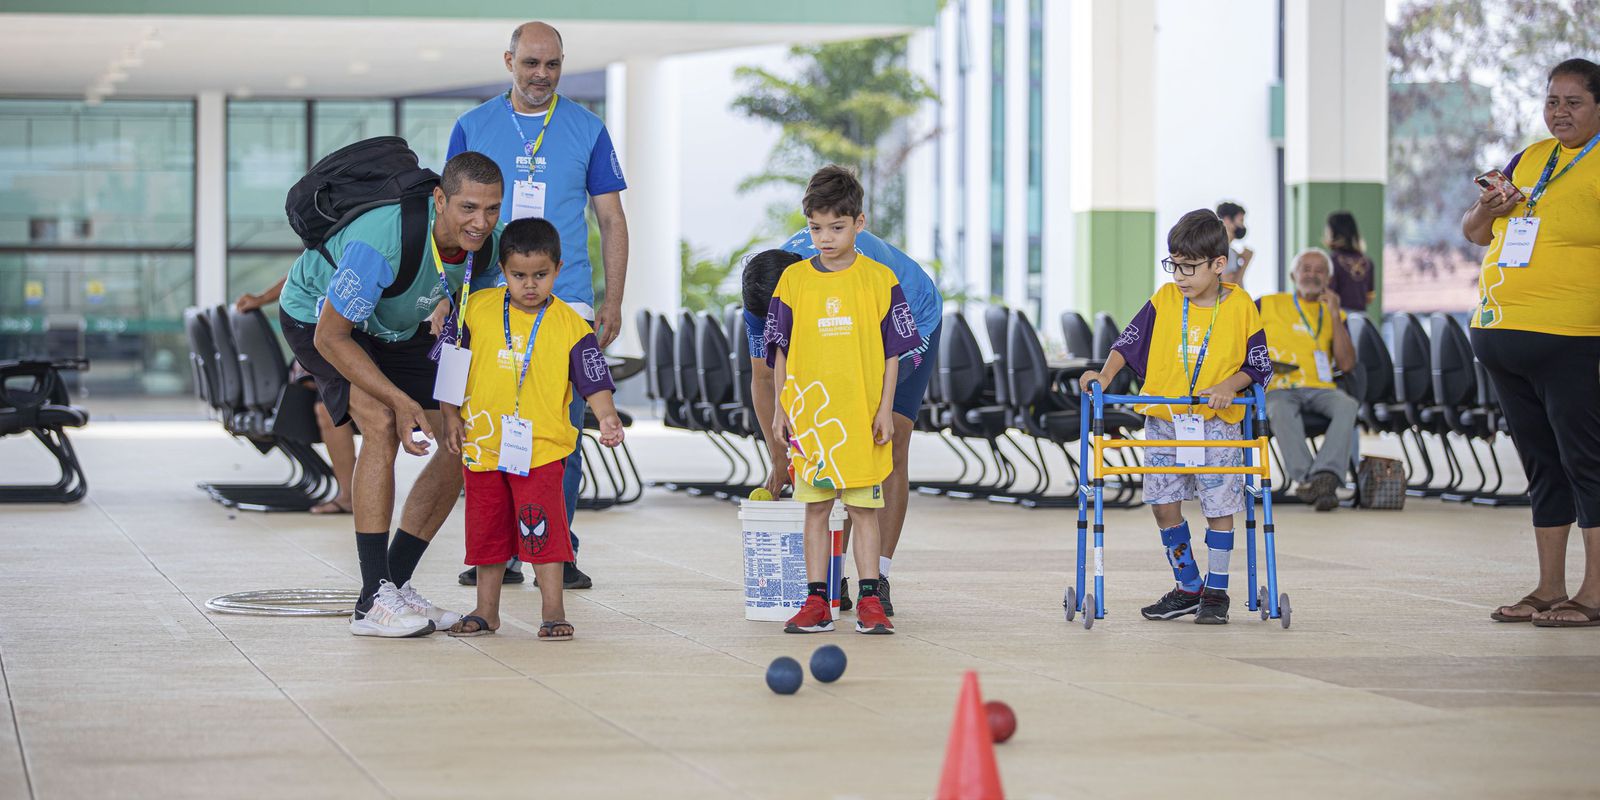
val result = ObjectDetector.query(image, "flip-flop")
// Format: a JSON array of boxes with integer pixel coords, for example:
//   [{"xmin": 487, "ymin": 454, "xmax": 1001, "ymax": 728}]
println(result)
[
  {"xmin": 310, "ymin": 499, "xmax": 352, "ymax": 515},
  {"xmin": 448, "ymin": 614, "xmax": 496, "ymax": 637},
  {"xmin": 537, "ymin": 620, "xmax": 574, "ymax": 642},
  {"xmin": 1531, "ymin": 600, "xmax": 1600, "ymax": 628},
  {"xmin": 1490, "ymin": 593, "xmax": 1568, "ymax": 622}
]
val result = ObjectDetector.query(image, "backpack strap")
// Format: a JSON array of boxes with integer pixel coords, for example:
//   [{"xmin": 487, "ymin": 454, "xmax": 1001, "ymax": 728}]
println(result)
[{"xmin": 383, "ymin": 194, "xmax": 430, "ymax": 299}]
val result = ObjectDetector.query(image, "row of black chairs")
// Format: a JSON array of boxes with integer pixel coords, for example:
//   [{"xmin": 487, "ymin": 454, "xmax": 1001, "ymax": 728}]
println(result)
[
  {"xmin": 184, "ymin": 305, "xmax": 338, "ymax": 512},
  {"xmin": 0, "ymin": 358, "xmax": 91, "ymax": 503}
]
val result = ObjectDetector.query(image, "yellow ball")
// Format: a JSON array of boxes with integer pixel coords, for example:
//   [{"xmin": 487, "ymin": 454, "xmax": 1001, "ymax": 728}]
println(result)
[{"xmin": 748, "ymin": 488, "xmax": 774, "ymax": 501}]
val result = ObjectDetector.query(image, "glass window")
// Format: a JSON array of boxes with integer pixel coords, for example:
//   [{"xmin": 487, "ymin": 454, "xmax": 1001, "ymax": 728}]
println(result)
[
  {"xmin": 227, "ymin": 100, "xmax": 307, "ymax": 251},
  {"xmin": 0, "ymin": 251, "xmax": 194, "ymax": 395},
  {"xmin": 1027, "ymin": 0, "xmax": 1044, "ymax": 319},
  {"xmin": 401, "ymin": 98, "xmax": 479, "ymax": 173},
  {"xmin": 990, "ymin": 2, "xmax": 1006, "ymax": 297},
  {"xmin": 313, "ymin": 99, "xmax": 393, "ymax": 160},
  {"xmin": 0, "ymin": 99, "xmax": 194, "ymax": 247}
]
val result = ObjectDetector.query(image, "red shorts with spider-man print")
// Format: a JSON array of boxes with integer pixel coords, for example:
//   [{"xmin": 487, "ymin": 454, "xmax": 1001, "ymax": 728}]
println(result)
[{"xmin": 462, "ymin": 463, "xmax": 573, "ymax": 566}]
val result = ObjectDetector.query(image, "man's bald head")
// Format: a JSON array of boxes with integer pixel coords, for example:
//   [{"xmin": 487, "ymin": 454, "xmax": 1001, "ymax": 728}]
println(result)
[
  {"xmin": 504, "ymin": 22, "xmax": 565, "ymax": 112},
  {"xmin": 509, "ymin": 21, "xmax": 563, "ymax": 54}
]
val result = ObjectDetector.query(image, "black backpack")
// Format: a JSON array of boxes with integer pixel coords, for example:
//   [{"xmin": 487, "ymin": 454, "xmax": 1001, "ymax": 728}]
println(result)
[{"xmin": 285, "ymin": 136, "xmax": 438, "ymax": 299}]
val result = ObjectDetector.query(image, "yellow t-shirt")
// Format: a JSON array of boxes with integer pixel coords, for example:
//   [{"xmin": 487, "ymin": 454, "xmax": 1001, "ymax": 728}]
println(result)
[
  {"xmin": 457, "ymin": 290, "xmax": 614, "ymax": 473},
  {"xmin": 767, "ymin": 255, "xmax": 921, "ymax": 489},
  {"xmin": 1476, "ymin": 136, "xmax": 1600, "ymax": 335},
  {"xmin": 1258, "ymin": 293, "xmax": 1345, "ymax": 391},
  {"xmin": 1111, "ymin": 282, "xmax": 1271, "ymax": 424}
]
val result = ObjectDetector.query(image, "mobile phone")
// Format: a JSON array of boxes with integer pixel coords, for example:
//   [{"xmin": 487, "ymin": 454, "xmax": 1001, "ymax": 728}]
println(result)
[{"xmin": 1474, "ymin": 169, "xmax": 1523, "ymax": 201}]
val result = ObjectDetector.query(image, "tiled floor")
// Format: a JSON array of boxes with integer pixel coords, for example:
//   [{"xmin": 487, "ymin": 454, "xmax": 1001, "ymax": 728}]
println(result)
[{"xmin": 1, "ymin": 419, "xmax": 1597, "ymax": 799}]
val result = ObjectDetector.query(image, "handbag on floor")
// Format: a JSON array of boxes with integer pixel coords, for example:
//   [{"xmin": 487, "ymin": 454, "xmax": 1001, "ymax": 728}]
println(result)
[{"xmin": 1357, "ymin": 455, "xmax": 1406, "ymax": 510}]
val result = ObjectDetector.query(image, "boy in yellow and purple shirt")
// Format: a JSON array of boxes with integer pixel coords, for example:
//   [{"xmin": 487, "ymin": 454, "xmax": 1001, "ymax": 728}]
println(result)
[
  {"xmin": 1079, "ymin": 209, "xmax": 1272, "ymax": 625},
  {"xmin": 766, "ymin": 166, "xmax": 921, "ymax": 635}
]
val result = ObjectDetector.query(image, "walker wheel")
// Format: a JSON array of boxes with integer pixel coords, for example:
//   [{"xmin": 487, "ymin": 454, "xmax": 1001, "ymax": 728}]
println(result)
[
  {"xmin": 1258, "ymin": 586, "xmax": 1269, "ymax": 620},
  {"xmin": 1083, "ymin": 594, "xmax": 1096, "ymax": 630},
  {"xmin": 1064, "ymin": 586, "xmax": 1077, "ymax": 622},
  {"xmin": 1279, "ymin": 593, "xmax": 1292, "ymax": 629}
]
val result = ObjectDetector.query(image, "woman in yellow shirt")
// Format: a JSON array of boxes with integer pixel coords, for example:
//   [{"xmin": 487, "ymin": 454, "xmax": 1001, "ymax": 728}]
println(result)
[{"xmin": 1462, "ymin": 58, "xmax": 1600, "ymax": 627}]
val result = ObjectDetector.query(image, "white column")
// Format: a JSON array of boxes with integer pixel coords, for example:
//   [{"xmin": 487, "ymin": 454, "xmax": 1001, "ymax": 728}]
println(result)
[
  {"xmin": 936, "ymin": 3, "xmax": 963, "ymax": 297},
  {"xmin": 1284, "ymin": 0, "xmax": 1387, "ymax": 187},
  {"xmin": 902, "ymin": 27, "xmax": 938, "ymax": 264},
  {"xmin": 613, "ymin": 58, "xmax": 681, "ymax": 359},
  {"xmin": 1041, "ymin": 0, "xmax": 1075, "ymax": 325},
  {"xmin": 1002, "ymin": 0, "xmax": 1030, "ymax": 312},
  {"xmin": 194, "ymin": 91, "xmax": 227, "ymax": 308},
  {"xmin": 962, "ymin": 0, "xmax": 993, "ymax": 310}
]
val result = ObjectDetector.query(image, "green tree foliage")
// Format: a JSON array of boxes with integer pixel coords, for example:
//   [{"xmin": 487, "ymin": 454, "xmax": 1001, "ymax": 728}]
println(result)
[
  {"xmin": 679, "ymin": 235, "xmax": 764, "ymax": 314},
  {"xmin": 1389, "ymin": 0, "xmax": 1600, "ymax": 251},
  {"xmin": 732, "ymin": 37, "xmax": 935, "ymax": 243}
]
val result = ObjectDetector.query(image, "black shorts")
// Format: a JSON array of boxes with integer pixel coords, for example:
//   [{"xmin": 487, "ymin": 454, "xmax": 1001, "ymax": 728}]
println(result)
[{"xmin": 279, "ymin": 308, "xmax": 440, "ymax": 426}]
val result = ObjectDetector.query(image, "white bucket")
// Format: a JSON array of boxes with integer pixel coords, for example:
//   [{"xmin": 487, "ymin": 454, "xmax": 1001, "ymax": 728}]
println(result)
[{"xmin": 740, "ymin": 499, "xmax": 847, "ymax": 622}]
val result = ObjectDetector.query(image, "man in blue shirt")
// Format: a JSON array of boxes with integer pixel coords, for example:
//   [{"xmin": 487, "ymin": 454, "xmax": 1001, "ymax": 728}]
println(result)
[
  {"xmin": 743, "ymin": 225, "xmax": 943, "ymax": 616},
  {"xmin": 279, "ymin": 152, "xmax": 507, "ymax": 638},
  {"xmin": 447, "ymin": 21, "xmax": 629, "ymax": 590}
]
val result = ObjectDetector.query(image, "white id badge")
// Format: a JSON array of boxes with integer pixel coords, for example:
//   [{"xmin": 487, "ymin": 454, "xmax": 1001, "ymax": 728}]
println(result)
[
  {"xmin": 1496, "ymin": 217, "xmax": 1539, "ymax": 267},
  {"xmin": 1313, "ymin": 350, "xmax": 1333, "ymax": 383},
  {"xmin": 432, "ymin": 344, "xmax": 471, "ymax": 406},
  {"xmin": 1174, "ymin": 413, "xmax": 1205, "ymax": 468},
  {"xmin": 498, "ymin": 415, "xmax": 533, "ymax": 476},
  {"xmin": 511, "ymin": 180, "xmax": 547, "ymax": 220}
]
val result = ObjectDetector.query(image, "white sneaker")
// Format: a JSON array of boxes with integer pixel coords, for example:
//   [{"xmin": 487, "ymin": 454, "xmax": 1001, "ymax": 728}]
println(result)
[
  {"xmin": 397, "ymin": 581, "xmax": 462, "ymax": 630},
  {"xmin": 350, "ymin": 580, "xmax": 435, "ymax": 638}
]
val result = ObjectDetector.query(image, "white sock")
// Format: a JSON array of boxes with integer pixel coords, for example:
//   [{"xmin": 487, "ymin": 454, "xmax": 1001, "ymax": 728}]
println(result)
[{"xmin": 879, "ymin": 556, "xmax": 892, "ymax": 578}]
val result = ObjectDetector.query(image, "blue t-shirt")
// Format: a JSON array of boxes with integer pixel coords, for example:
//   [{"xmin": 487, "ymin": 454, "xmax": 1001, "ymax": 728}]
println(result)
[
  {"xmin": 745, "ymin": 230, "xmax": 942, "ymax": 358},
  {"xmin": 447, "ymin": 93, "xmax": 627, "ymax": 319}
]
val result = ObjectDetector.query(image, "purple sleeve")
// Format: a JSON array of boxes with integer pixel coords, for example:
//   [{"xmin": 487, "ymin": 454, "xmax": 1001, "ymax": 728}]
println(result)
[
  {"xmin": 1110, "ymin": 301, "xmax": 1157, "ymax": 380},
  {"xmin": 567, "ymin": 332, "xmax": 616, "ymax": 398},
  {"xmin": 763, "ymin": 297, "xmax": 794, "ymax": 367},
  {"xmin": 446, "ymin": 122, "xmax": 467, "ymax": 161},
  {"xmin": 1503, "ymin": 149, "xmax": 1524, "ymax": 176},
  {"xmin": 1243, "ymin": 329, "xmax": 1272, "ymax": 388},
  {"xmin": 586, "ymin": 127, "xmax": 627, "ymax": 196},
  {"xmin": 880, "ymin": 283, "xmax": 920, "ymax": 358}
]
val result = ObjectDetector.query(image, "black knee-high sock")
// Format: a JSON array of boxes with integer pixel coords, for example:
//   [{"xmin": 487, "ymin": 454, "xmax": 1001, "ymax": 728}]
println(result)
[
  {"xmin": 356, "ymin": 532, "xmax": 391, "ymax": 609},
  {"xmin": 387, "ymin": 529, "xmax": 430, "ymax": 588}
]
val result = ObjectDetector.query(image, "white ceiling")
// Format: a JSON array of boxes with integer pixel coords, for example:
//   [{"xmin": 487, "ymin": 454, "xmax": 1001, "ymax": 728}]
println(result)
[{"xmin": 0, "ymin": 13, "xmax": 913, "ymax": 100}]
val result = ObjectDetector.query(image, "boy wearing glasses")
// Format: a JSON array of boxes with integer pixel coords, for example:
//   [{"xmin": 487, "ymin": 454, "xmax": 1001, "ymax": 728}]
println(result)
[{"xmin": 1079, "ymin": 210, "xmax": 1272, "ymax": 624}]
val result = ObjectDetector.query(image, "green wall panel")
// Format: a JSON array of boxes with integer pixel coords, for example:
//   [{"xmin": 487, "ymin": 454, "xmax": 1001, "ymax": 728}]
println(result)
[
  {"xmin": 1074, "ymin": 210, "xmax": 1156, "ymax": 324},
  {"xmin": 1286, "ymin": 181, "xmax": 1385, "ymax": 314}
]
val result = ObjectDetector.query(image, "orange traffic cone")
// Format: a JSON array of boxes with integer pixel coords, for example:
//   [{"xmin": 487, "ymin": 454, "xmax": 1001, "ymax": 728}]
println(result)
[{"xmin": 935, "ymin": 671, "xmax": 1005, "ymax": 800}]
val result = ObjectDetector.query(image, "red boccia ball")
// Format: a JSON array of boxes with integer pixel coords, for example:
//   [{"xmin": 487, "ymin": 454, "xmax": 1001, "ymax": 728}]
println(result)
[{"xmin": 984, "ymin": 700, "xmax": 1017, "ymax": 744}]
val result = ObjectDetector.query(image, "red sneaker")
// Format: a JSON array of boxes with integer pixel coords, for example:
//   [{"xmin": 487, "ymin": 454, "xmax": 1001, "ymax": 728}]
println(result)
[
  {"xmin": 855, "ymin": 595, "xmax": 894, "ymax": 634},
  {"xmin": 784, "ymin": 595, "xmax": 834, "ymax": 633}
]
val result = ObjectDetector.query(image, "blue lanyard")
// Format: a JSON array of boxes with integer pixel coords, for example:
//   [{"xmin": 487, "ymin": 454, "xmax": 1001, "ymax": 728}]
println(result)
[
  {"xmin": 502, "ymin": 92, "xmax": 559, "ymax": 160},
  {"xmin": 503, "ymin": 291, "xmax": 548, "ymax": 417},
  {"xmin": 1181, "ymin": 297, "xmax": 1221, "ymax": 403},
  {"xmin": 1291, "ymin": 293, "xmax": 1324, "ymax": 339},
  {"xmin": 1525, "ymin": 132, "xmax": 1600, "ymax": 215}
]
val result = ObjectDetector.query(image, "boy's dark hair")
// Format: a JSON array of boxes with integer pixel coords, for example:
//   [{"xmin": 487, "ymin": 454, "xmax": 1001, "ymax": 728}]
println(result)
[
  {"xmin": 500, "ymin": 217, "xmax": 561, "ymax": 265},
  {"xmin": 1168, "ymin": 209, "xmax": 1230, "ymax": 261},
  {"xmin": 742, "ymin": 249, "xmax": 804, "ymax": 313},
  {"xmin": 802, "ymin": 165, "xmax": 864, "ymax": 219},
  {"xmin": 1550, "ymin": 57, "xmax": 1600, "ymax": 103},
  {"xmin": 1325, "ymin": 210, "xmax": 1362, "ymax": 251},
  {"xmin": 1215, "ymin": 200, "xmax": 1245, "ymax": 220},
  {"xmin": 441, "ymin": 151, "xmax": 504, "ymax": 196}
]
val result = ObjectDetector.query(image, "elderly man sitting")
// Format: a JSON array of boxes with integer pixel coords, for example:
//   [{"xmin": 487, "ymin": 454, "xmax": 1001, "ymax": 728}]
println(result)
[{"xmin": 1258, "ymin": 249, "xmax": 1360, "ymax": 511}]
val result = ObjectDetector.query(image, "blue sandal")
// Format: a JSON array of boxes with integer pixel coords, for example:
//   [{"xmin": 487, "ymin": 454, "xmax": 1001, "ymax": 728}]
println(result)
[{"xmin": 448, "ymin": 615, "xmax": 496, "ymax": 637}]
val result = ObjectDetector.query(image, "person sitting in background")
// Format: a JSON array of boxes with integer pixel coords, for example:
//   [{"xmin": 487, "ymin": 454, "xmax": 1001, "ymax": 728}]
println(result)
[
  {"xmin": 1258, "ymin": 249, "xmax": 1359, "ymax": 511},
  {"xmin": 1216, "ymin": 201, "xmax": 1253, "ymax": 286},
  {"xmin": 1323, "ymin": 211, "xmax": 1377, "ymax": 312}
]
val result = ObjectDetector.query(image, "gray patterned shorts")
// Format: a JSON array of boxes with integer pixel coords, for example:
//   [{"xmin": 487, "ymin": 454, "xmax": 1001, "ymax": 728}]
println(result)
[{"xmin": 1140, "ymin": 415, "xmax": 1247, "ymax": 518}]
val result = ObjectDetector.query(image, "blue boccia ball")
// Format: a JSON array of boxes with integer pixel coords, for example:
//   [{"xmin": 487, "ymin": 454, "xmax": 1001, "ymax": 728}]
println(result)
[
  {"xmin": 809, "ymin": 644, "xmax": 847, "ymax": 683},
  {"xmin": 766, "ymin": 656, "xmax": 804, "ymax": 695}
]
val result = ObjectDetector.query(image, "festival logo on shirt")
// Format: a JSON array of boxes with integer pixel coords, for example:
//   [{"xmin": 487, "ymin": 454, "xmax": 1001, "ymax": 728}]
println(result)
[
  {"xmin": 580, "ymin": 346, "xmax": 608, "ymax": 384},
  {"xmin": 514, "ymin": 155, "xmax": 547, "ymax": 174},
  {"xmin": 817, "ymin": 296, "xmax": 853, "ymax": 336},
  {"xmin": 890, "ymin": 302, "xmax": 916, "ymax": 340}
]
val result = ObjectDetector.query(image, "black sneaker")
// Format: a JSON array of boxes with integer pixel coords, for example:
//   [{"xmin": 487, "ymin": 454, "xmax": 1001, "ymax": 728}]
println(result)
[
  {"xmin": 838, "ymin": 577, "xmax": 854, "ymax": 612},
  {"xmin": 535, "ymin": 561, "xmax": 594, "ymax": 590},
  {"xmin": 878, "ymin": 576, "xmax": 894, "ymax": 617},
  {"xmin": 457, "ymin": 565, "xmax": 525, "ymax": 586},
  {"xmin": 1309, "ymin": 471, "xmax": 1342, "ymax": 512},
  {"xmin": 1141, "ymin": 587, "xmax": 1203, "ymax": 620},
  {"xmin": 1195, "ymin": 588, "xmax": 1230, "ymax": 624}
]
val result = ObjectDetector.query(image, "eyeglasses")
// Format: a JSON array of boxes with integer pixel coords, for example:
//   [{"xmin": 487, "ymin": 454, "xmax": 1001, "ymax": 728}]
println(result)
[{"xmin": 1160, "ymin": 257, "xmax": 1210, "ymax": 276}]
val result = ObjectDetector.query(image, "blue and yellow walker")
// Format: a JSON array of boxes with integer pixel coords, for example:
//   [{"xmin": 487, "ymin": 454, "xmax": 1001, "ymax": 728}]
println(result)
[{"xmin": 1066, "ymin": 382, "xmax": 1291, "ymax": 629}]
